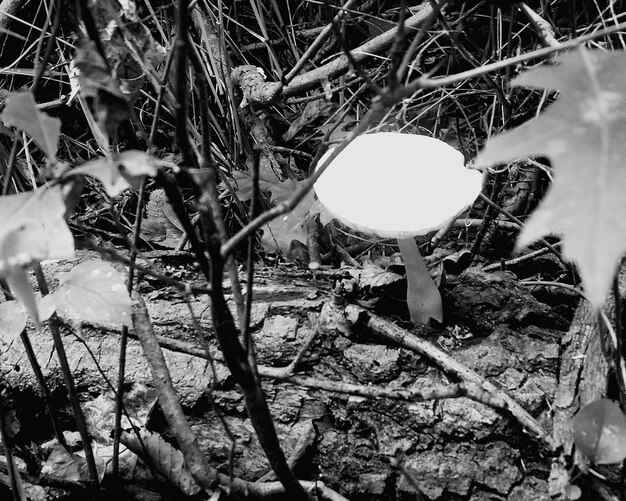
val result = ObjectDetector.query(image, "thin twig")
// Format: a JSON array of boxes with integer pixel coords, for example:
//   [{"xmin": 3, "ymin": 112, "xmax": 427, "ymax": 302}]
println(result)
[
  {"xmin": 407, "ymin": 20, "xmax": 626, "ymax": 92},
  {"xmin": 30, "ymin": 0, "xmax": 62, "ymax": 95},
  {"xmin": 131, "ymin": 291, "xmax": 218, "ymax": 490},
  {"xmin": 34, "ymin": 266, "xmax": 100, "ymax": 485},
  {"xmin": 174, "ymin": 0, "xmax": 194, "ymax": 168},
  {"xmin": 344, "ymin": 304, "xmax": 549, "ymax": 442},
  {"xmin": 202, "ymin": 187, "xmax": 308, "ymax": 497},
  {"xmin": 112, "ymin": 179, "xmax": 147, "ymax": 476}
]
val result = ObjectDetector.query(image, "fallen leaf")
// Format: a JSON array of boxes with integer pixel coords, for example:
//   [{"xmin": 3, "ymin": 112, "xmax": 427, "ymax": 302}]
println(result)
[
  {"xmin": 261, "ymin": 180, "xmax": 315, "ymax": 252},
  {"xmin": 120, "ymin": 430, "xmax": 201, "ymax": 496},
  {"xmin": 282, "ymin": 100, "xmax": 334, "ymax": 141},
  {"xmin": 234, "ymin": 169, "xmax": 335, "ymax": 253},
  {"xmin": 140, "ymin": 189, "xmax": 184, "ymax": 248},
  {"xmin": 41, "ymin": 442, "xmax": 106, "ymax": 484},
  {"xmin": 232, "ymin": 165, "xmax": 282, "ymax": 202},
  {"xmin": 359, "ymin": 262, "xmax": 403, "ymax": 288}
]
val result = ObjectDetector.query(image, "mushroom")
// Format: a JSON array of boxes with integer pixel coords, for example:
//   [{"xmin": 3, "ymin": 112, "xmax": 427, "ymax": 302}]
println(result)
[{"xmin": 314, "ymin": 132, "xmax": 482, "ymax": 325}]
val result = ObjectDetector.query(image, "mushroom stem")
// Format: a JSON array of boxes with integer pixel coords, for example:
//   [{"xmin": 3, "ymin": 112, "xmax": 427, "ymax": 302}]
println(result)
[{"xmin": 397, "ymin": 238, "xmax": 443, "ymax": 325}]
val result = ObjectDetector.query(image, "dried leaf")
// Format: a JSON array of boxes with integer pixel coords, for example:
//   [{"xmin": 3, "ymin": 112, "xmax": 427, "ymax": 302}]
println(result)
[
  {"xmin": 140, "ymin": 189, "xmax": 183, "ymax": 248},
  {"xmin": 262, "ymin": 180, "xmax": 314, "ymax": 252},
  {"xmin": 282, "ymin": 100, "xmax": 334, "ymax": 141},
  {"xmin": 120, "ymin": 430, "xmax": 201, "ymax": 496},
  {"xmin": 232, "ymin": 164, "xmax": 281, "ymax": 202},
  {"xmin": 89, "ymin": 0, "xmax": 166, "ymax": 100},
  {"xmin": 233, "ymin": 168, "xmax": 335, "ymax": 252},
  {"xmin": 41, "ymin": 442, "xmax": 106, "ymax": 484},
  {"xmin": 359, "ymin": 262, "xmax": 403, "ymax": 288}
]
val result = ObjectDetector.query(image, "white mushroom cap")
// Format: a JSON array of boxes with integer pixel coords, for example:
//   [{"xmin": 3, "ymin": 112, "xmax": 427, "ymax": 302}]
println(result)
[{"xmin": 314, "ymin": 132, "xmax": 483, "ymax": 238}]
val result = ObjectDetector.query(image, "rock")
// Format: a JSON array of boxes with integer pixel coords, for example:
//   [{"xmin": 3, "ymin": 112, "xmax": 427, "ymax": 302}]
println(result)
[
  {"xmin": 445, "ymin": 268, "xmax": 568, "ymax": 334},
  {"xmin": 255, "ymin": 315, "xmax": 299, "ymax": 365}
]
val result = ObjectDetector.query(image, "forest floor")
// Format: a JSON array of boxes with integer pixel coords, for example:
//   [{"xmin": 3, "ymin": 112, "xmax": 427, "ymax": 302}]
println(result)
[{"xmin": 0, "ymin": 247, "xmax": 592, "ymax": 501}]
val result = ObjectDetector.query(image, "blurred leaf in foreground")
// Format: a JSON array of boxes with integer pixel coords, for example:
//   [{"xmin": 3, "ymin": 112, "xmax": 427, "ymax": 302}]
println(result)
[
  {"xmin": 1, "ymin": 92, "xmax": 60, "ymax": 159},
  {"xmin": 476, "ymin": 48, "xmax": 626, "ymax": 309}
]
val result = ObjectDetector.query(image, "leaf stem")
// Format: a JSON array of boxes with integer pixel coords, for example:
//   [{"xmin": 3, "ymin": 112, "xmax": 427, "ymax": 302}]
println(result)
[{"xmin": 34, "ymin": 265, "xmax": 100, "ymax": 487}]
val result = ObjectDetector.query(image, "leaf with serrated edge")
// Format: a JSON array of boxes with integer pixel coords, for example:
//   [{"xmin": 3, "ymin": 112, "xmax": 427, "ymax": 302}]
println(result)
[
  {"xmin": 234, "ymin": 170, "xmax": 337, "ymax": 252},
  {"xmin": 1, "ymin": 92, "xmax": 60, "ymax": 159},
  {"xmin": 475, "ymin": 48, "xmax": 626, "ymax": 309},
  {"xmin": 360, "ymin": 262, "xmax": 403, "ymax": 288},
  {"xmin": 55, "ymin": 260, "xmax": 131, "ymax": 328},
  {"xmin": 232, "ymin": 166, "xmax": 282, "ymax": 202},
  {"xmin": 262, "ymin": 182, "xmax": 314, "ymax": 252}
]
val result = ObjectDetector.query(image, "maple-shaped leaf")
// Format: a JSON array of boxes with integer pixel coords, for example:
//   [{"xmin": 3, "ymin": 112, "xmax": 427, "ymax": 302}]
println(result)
[
  {"xmin": 72, "ymin": 150, "xmax": 159, "ymax": 197},
  {"xmin": 358, "ymin": 262, "xmax": 403, "ymax": 289},
  {"xmin": 232, "ymin": 162, "xmax": 284, "ymax": 203},
  {"xmin": 475, "ymin": 48, "xmax": 626, "ymax": 309},
  {"xmin": 309, "ymin": 198, "xmax": 335, "ymax": 227},
  {"xmin": 54, "ymin": 260, "xmax": 131, "ymax": 328},
  {"xmin": 233, "ymin": 168, "xmax": 309, "ymax": 251},
  {"xmin": 261, "ymin": 179, "xmax": 317, "ymax": 252},
  {"xmin": 1, "ymin": 92, "xmax": 61, "ymax": 159},
  {"xmin": 234, "ymin": 168, "xmax": 335, "ymax": 252},
  {"xmin": 262, "ymin": 190, "xmax": 334, "ymax": 252}
]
